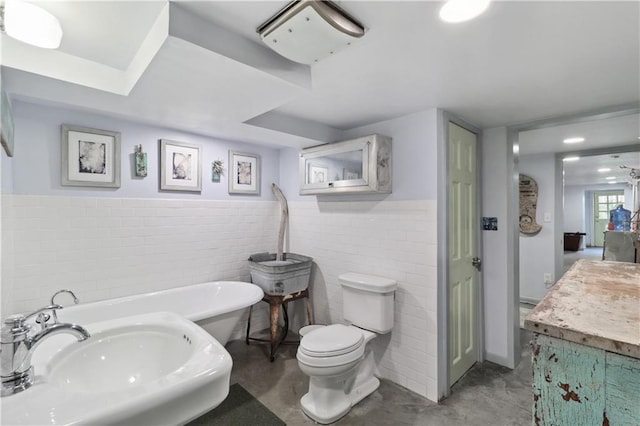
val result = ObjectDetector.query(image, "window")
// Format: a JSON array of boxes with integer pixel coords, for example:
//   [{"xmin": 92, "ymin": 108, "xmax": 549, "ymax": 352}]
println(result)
[{"xmin": 595, "ymin": 192, "xmax": 624, "ymax": 220}]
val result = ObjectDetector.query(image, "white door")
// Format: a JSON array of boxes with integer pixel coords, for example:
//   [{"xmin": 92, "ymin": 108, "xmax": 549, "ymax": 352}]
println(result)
[{"xmin": 448, "ymin": 122, "xmax": 479, "ymax": 385}]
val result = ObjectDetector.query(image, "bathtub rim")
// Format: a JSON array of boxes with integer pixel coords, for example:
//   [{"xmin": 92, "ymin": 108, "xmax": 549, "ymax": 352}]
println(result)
[{"xmin": 57, "ymin": 280, "xmax": 264, "ymax": 323}]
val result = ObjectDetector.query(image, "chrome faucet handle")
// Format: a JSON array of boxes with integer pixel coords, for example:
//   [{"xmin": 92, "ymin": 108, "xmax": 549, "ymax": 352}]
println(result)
[
  {"xmin": 35, "ymin": 312, "xmax": 51, "ymax": 331},
  {"xmin": 24, "ymin": 304, "xmax": 63, "ymax": 322},
  {"xmin": 2, "ymin": 304, "xmax": 63, "ymax": 332}
]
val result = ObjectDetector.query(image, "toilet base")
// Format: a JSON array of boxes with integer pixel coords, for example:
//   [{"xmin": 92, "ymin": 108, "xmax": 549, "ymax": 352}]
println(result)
[
  {"xmin": 349, "ymin": 375, "xmax": 380, "ymax": 406},
  {"xmin": 300, "ymin": 391, "xmax": 350, "ymax": 424},
  {"xmin": 300, "ymin": 376, "xmax": 380, "ymax": 424},
  {"xmin": 298, "ymin": 326, "xmax": 381, "ymax": 424}
]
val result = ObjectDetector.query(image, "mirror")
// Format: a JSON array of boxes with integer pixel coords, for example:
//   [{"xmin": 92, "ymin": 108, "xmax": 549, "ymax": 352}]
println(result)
[
  {"xmin": 305, "ymin": 150, "xmax": 363, "ymax": 185},
  {"xmin": 516, "ymin": 110, "xmax": 639, "ymax": 314},
  {"xmin": 299, "ymin": 134, "xmax": 392, "ymax": 195}
]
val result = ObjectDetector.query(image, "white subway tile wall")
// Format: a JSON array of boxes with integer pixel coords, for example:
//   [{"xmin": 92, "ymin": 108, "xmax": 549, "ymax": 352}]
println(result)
[
  {"xmin": 1, "ymin": 195, "xmax": 280, "ymax": 337},
  {"xmin": 2, "ymin": 195, "xmax": 438, "ymax": 401},
  {"xmin": 287, "ymin": 200, "xmax": 438, "ymax": 401}
]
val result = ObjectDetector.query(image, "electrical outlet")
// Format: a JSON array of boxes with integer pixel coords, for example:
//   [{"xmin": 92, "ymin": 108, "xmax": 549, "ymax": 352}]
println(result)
[
  {"xmin": 544, "ymin": 273, "xmax": 552, "ymax": 284},
  {"xmin": 544, "ymin": 212, "xmax": 551, "ymax": 222}
]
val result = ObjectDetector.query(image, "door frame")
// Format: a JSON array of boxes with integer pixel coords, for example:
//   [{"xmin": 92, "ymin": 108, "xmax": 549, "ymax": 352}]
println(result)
[{"xmin": 437, "ymin": 111, "xmax": 484, "ymax": 399}]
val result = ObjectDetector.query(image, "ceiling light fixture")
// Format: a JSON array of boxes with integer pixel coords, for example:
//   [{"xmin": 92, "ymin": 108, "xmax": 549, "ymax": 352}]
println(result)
[
  {"xmin": 0, "ymin": 0, "xmax": 62, "ymax": 49},
  {"xmin": 439, "ymin": 0, "xmax": 491, "ymax": 23},
  {"xmin": 598, "ymin": 168, "xmax": 611, "ymax": 172},
  {"xmin": 605, "ymin": 176, "xmax": 616, "ymax": 180},
  {"xmin": 563, "ymin": 137, "xmax": 585, "ymax": 144},
  {"xmin": 257, "ymin": 0, "xmax": 365, "ymax": 65},
  {"xmin": 562, "ymin": 156, "xmax": 580, "ymax": 162},
  {"xmin": 608, "ymin": 181, "xmax": 617, "ymax": 184}
]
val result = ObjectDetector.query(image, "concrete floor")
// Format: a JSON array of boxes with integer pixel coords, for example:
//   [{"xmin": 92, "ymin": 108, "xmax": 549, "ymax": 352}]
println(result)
[
  {"xmin": 563, "ymin": 247, "xmax": 602, "ymax": 275},
  {"xmin": 225, "ymin": 331, "xmax": 533, "ymax": 425}
]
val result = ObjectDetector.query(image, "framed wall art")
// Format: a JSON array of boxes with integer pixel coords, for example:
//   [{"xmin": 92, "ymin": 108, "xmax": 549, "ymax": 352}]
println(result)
[
  {"xmin": 61, "ymin": 124, "xmax": 121, "ymax": 188},
  {"xmin": 343, "ymin": 168, "xmax": 359, "ymax": 180},
  {"xmin": 1, "ymin": 88, "xmax": 15, "ymax": 157},
  {"xmin": 229, "ymin": 151, "xmax": 260, "ymax": 195},
  {"xmin": 160, "ymin": 139, "xmax": 202, "ymax": 192},
  {"xmin": 309, "ymin": 164, "xmax": 328, "ymax": 184},
  {"xmin": 212, "ymin": 159, "xmax": 224, "ymax": 183}
]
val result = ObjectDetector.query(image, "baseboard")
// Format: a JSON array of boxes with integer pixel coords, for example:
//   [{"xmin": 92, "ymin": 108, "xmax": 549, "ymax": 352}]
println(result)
[
  {"xmin": 519, "ymin": 297, "xmax": 539, "ymax": 306},
  {"xmin": 485, "ymin": 352, "xmax": 514, "ymax": 369}
]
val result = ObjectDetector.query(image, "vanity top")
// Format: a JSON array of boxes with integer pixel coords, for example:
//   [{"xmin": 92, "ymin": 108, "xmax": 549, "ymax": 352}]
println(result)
[{"xmin": 524, "ymin": 259, "xmax": 640, "ymax": 359}]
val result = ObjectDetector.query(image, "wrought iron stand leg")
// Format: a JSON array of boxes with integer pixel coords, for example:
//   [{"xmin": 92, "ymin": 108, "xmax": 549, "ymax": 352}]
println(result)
[
  {"xmin": 269, "ymin": 303, "xmax": 280, "ymax": 362},
  {"xmin": 305, "ymin": 296, "xmax": 314, "ymax": 325},
  {"xmin": 245, "ymin": 305, "xmax": 253, "ymax": 345},
  {"xmin": 282, "ymin": 303, "xmax": 289, "ymax": 342}
]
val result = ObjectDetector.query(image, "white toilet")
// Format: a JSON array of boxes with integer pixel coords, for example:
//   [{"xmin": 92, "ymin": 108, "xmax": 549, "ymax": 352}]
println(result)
[{"xmin": 296, "ymin": 272, "xmax": 397, "ymax": 424}]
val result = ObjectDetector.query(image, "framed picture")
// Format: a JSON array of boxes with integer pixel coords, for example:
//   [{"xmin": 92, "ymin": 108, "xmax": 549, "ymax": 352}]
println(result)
[
  {"xmin": 1, "ymin": 88, "xmax": 14, "ymax": 157},
  {"xmin": 310, "ymin": 164, "xmax": 328, "ymax": 183},
  {"xmin": 160, "ymin": 139, "xmax": 202, "ymax": 192},
  {"xmin": 343, "ymin": 168, "xmax": 359, "ymax": 180},
  {"xmin": 61, "ymin": 124, "xmax": 121, "ymax": 188},
  {"xmin": 229, "ymin": 151, "xmax": 260, "ymax": 195}
]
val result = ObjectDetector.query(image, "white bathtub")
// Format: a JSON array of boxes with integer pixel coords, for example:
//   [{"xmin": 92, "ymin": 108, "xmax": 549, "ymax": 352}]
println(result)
[{"xmin": 57, "ymin": 281, "xmax": 264, "ymax": 345}]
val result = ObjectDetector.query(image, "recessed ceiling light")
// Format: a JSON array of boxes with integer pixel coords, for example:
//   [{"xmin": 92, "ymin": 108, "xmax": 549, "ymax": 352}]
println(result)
[
  {"xmin": 439, "ymin": 0, "xmax": 491, "ymax": 23},
  {"xmin": 562, "ymin": 156, "xmax": 580, "ymax": 162},
  {"xmin": 563, "ymin": 137, "xmax": 585, "ymax": 144},
  {"xmin": 2, "ymin": 0, "xmax": 63, "ymax": 49},
  {"xmin": 598, "ymin": 168, "xmax": 611, "ymax": 172},
  {"xmin": 605, "ymin": 176, "xmax": 616, "ymax": 180},
  {"xmin": 608, "ymin": 181, "xmax": 617, "ymax": 184}
]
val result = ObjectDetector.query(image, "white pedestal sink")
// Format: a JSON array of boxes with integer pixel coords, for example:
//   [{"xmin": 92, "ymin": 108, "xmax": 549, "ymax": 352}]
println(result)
[{"xmin": 1, "ymin": 312, "xmax": 233, "ymax": 425}]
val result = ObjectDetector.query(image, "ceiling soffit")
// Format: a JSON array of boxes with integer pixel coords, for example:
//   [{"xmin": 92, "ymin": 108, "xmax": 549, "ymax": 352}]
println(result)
[
  {"xmin": 1, "ymin": 3, "xmax": 311, "ymax": 96},
  {"xmin": 2, "ymin": 2, "xmax": 332, "ymax": 147}
]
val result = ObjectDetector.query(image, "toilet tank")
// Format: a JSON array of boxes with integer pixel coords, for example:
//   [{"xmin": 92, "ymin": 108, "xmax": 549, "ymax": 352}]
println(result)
[{"xmin": 339, "ymin": 272, "xmax": 397, "ymax": 334}]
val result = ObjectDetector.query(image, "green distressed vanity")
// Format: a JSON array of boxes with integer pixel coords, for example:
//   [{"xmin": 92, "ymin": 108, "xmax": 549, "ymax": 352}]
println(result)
[{"xmin": 525, "ymin": 259, "xmax": 640, "ymax": 425}]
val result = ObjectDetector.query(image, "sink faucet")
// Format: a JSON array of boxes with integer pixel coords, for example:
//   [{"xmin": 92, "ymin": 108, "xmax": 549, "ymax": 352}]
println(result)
[
  {"xmin": 1, "ymin": 304, "xmax": 90, "ymax": 396},
  {"xmin": 48, "ymin": 289, "xmax": 80, "ymax": 325}
]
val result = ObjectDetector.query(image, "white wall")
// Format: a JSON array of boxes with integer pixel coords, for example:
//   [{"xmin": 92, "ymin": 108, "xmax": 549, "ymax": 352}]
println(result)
[
  {"xmin": 1, "ymin": 100, "xmax": 285, "ymax": 334},
  {"xmin": 342, "ymin": 110, "xmax": 439, "ymax": 201},
  {"xmin": 10, "ymin": 101, "xmax": 280, "ymax": 200},
  {"xmin": 564, "ymin": 185, "xmax": 586, "ymax": 235},
  {"xmin": 0, "ymin": 135, "xmax": 7, "ymax": 319},
  {"xmin": 518, "ymin": 153, "xmax": 557, "ymax": 303},
  {"xmin": 3, "ymin": 195, "xmax": 278, "ymax": 315},
  {"xmin": 279, "ymin": 109, "xmax": 441, "ymax": 401},
  {"xmin": 481, "ymin": 127, "xmax": 513, "ymax": 365}
]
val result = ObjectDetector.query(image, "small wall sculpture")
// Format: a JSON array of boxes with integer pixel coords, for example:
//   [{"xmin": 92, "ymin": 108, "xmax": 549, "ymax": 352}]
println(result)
[{"xmin": 519, "ymin": 174, "xmax": 543, "ymax": 235}]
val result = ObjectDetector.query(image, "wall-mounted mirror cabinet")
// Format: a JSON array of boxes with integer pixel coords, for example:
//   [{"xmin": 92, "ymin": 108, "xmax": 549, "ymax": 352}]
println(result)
[{"xmin": 299, "ymin": 134, "xmax": 392, "ymax": 195}]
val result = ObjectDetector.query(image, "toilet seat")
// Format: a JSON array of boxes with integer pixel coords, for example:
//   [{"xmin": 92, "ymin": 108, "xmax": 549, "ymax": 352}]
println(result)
[
  {"xmin": 297, "ymin": 324, "xmax": 365, "ymax": 368},
  {"xmin": 299, "ymin": 324, "xmax": 364, "ymax": 357}
]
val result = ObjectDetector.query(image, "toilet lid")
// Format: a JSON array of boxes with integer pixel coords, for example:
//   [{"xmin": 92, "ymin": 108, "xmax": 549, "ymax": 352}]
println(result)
[{"xmin": 299, "ymin": 324, "xmax": 363, "ymax": 357}]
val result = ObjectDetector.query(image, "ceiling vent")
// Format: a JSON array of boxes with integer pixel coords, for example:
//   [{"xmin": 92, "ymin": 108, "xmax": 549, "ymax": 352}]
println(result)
[{"xmin": 257, "ymin": 0, "xmax": 365, "ymax": 65}]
